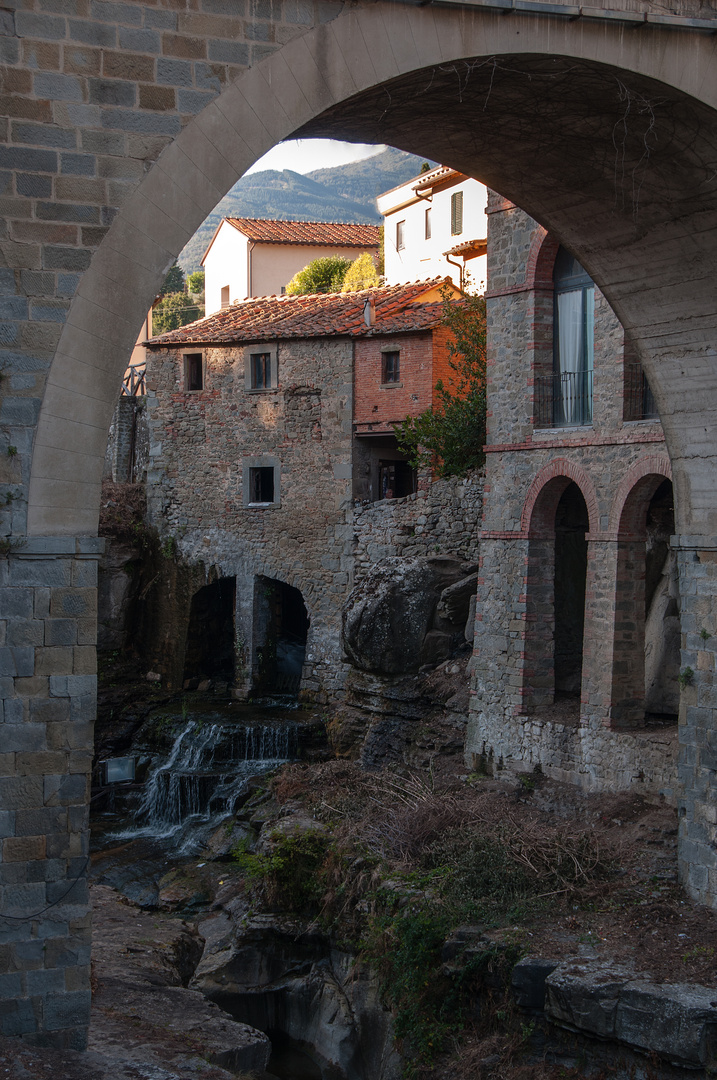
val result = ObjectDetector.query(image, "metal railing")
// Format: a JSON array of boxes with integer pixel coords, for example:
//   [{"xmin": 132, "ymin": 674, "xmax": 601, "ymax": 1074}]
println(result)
[
  {"xmin": 624, "ymin": 364, "xmax": 658, "ymax": 421},
  {"xmin": 534, "ymin": 369, "xmax": 593, "ymax": 428},
  {"xmin": 121, "ymin": 364, "xmax": 146, "ymax": 396}
]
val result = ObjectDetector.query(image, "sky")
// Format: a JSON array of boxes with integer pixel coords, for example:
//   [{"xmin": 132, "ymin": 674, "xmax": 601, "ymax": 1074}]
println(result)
[{"xmin": 245, "ymin": 138, "xmax": 385, "ymax": 175}]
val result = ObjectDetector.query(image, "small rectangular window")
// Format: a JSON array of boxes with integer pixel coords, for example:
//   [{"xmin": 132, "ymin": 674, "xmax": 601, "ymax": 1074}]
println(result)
[
  {"xmin": 220, "ymin": 285, "xmax": 230, "ymax": 308},
  {"xmin": 425, "ymin": 207, "xmax": 432, "ymax": 240},
  {"xmin": 184, "ymin": 352, "xmax": 203, "ymax": 391},
  {"xmin": 382, "ymin": 351, "xmax": 400, "ymax": 384},
  {"xmin": 451, "ymin": 191, "xmax": 463, "ymax": 236},
  {"xmin": 396, "ymin": 220, "xmax": 405, "ymax": 251},
  {"xmin": 250, "ymin": 352, "xmax": 271, "ymax": 389},
  {"xmin": 250, "ymin": 467, "xmax": 274, "ymax": 504}
]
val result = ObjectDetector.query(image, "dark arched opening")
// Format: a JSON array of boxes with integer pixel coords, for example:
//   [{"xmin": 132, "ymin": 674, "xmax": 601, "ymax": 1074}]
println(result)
[
  {"xmin": 554, "ymin": 482, "xmax": 589, "ymax": 700},
  {"xmin": 254, "ymin": 577, "xmax": 309, "ymax": 695},
  {"xmin": 183, "ymin": 577, "xmax": 236, "ymax": 687}
]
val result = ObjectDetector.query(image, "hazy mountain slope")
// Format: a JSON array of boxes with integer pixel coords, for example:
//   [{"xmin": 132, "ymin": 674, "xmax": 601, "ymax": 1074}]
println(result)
[{"xmin": 178, "ymin": 147, "xmax": 434, "ymax": 272}]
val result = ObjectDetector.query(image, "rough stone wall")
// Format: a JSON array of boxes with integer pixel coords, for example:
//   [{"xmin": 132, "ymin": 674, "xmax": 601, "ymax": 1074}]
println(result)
[
  {"xmin": 352, "ymin": 472, "xmax": 483, "ymax": 583},
  {"xmin": 468, "ymin": 196, "xmax": 676, "ymax": 799},
  {"xmin": 144, "ymin": 336, "xmax": 354, "ymax": 703},
  {"xmin": 0, "ymin": 538, "xmax": 100, "ymax": 1049}
]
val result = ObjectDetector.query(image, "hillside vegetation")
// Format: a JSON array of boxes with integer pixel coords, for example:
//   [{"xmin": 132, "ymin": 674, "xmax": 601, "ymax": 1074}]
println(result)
[{"xmin": 178, "ymin": 146, "xmax": 435, "ymax": 272}]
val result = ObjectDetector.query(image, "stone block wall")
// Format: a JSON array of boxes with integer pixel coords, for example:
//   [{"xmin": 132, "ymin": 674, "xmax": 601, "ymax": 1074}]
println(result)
[
  {"xmin": 468, "ymin": 196, "xmax": 677, "ymax": 798},
  {"xmin": 0, "ymin": 537, "xmax": 100, "ymax": 1048}
]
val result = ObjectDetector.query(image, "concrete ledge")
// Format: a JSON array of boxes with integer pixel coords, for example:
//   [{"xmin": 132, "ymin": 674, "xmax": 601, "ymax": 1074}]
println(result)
[{"xmin": 13, "ymin": 538, "xmax": 104, "ymax": 557}]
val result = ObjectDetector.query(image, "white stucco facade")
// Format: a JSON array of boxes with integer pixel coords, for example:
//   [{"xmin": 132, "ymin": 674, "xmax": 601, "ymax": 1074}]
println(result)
[{"xmin": 378, "ymin": 168, "xmax": 487, "ymax": 292}]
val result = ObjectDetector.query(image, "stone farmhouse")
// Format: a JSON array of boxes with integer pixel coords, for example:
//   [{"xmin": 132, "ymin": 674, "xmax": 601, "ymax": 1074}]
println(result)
[
  {"xmin": 202, "ymin": 218, "xmax": 380, "ymax": 314},
  {"xmin": 143, "ymin": 278, "xmax": 460, "ymax": 701},
  {"xmin": 377, "ymin": 166, "xmax": 487, "ymax": 292},
  {"xmin": 467, "ymin": 192, "xmax": 677, "ymax": 800}
]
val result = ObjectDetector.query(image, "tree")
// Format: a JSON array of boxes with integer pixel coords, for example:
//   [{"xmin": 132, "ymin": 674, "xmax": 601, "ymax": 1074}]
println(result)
[
  {"xmin": 152, "ymin": 293, "xmax": 201, "ymax": 334},
  {"xmin": 342, "ymin": 251, "xmax": 379, "ymax": 292},
  {"xmin": 393, "ymin": 284, "xmax": 487, "ymax": 478},
  {"xmin": 187, "ymin": 270, "xmax": 205, "ymax": 294},
  {"xmin": 160, "ymin": 261, "xmax": 185, "ymax": 296},
  {"xmin": 285, "ymin": 256, "xmax": 351, "ymax": 295}
]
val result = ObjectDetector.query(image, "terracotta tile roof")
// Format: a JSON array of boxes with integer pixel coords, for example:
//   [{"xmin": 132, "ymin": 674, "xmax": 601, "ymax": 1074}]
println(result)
[
  {"xmin": 223, "ymin": 218, "xmax": 380, "ymax": 246},
  {"xmin": 146, "ymin": 279, "xmax": 461, "ymax": 347}
]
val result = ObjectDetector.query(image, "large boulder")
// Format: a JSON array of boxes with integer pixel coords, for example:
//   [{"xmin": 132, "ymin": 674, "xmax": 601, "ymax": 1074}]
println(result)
[{"xmin": 341, "ymin": 556, "xmax": 476, "ymax": 675}]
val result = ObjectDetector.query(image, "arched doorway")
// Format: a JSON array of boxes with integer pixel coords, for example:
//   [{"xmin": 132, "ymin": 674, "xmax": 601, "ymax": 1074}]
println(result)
[
  {"xmin": 554, "ymin": 483, "xmax": 590, "ymax": 703},
  {"xmin": 253, "ymin": 577, "xmax": 310, "ymax": 695}
]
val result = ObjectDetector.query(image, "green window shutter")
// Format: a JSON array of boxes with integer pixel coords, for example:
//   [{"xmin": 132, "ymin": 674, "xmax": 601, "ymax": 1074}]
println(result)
[{"xmin": 451, "ymin": 191, "xmax": 463, "ymax": 236}]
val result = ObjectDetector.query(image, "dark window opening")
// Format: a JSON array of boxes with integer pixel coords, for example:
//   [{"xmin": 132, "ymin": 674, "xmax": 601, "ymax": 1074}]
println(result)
[
  {"xmin": 451, "ymin": 191, "xmax": 463, "ymax": 236},
  {"xmin": 184, "ymin": 353, "xmax": 203, "ymax": 391},
  {"xmin": 379, "ymin": 459, "xmax": 416, "ymax": 500},
  {"xmin": 183, "ymin": 576, "xmax": 236, "ymax": 685},
  {"xmin": 644, "ymin": 479, "xmax": 679, "ymax": 723},
  {"xmin": 382, "ymin": 351, "xmax": 400, "ymax": 384},
  {"xmin": 251, "ymin": 352, "xmax": 271, "ymax": 389},
  {"xmin": 250, "ymin": 466, "xmax": 274, "ymax": 504},
  {"xmin": 255, "ymin": 577, "xmax": 310, "ymax": 695},
  {"xmin": 396, "ymin": 220, "xmax": 405, "ymax": 251},
  {"xmin": 554, "ymin": 482, "xmax": 589, "ymax": 702}
]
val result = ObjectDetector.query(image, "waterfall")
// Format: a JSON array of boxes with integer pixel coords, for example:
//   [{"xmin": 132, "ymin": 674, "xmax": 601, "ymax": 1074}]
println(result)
[{"xmin": 116, "ymin": 718, "xmax": 298, "ymax": 852}]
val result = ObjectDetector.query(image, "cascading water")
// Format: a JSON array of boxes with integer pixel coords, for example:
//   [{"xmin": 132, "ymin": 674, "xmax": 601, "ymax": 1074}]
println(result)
[{"xmin": 112, "ymin": 711, "xmax": 299, "ymax": 854}]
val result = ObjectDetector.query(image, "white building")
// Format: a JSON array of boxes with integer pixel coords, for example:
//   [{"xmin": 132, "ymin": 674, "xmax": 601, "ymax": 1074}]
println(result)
[
  {"xmin": 377, "ymin": 167, "xmax": 487, "ymax": 292},
  {"xmin": 202, "ymin": 217, "xmax": 380, "ymax": 314}
]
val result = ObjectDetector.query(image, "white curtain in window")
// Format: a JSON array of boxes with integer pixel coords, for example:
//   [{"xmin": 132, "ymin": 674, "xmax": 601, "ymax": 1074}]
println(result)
[
  {"xmin": 557, "ymin": 289, "xmax": 583, "ymax": 423},
  {"xmin": 584, "ymin": 287, "xmax": 594, "ymax": 422}
]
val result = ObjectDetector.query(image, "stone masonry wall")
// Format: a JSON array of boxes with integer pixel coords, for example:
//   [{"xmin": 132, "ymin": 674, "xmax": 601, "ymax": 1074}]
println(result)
[
  {"xmin": 352, "ymin": 472, "xmax": 483, "ymax": 584},
  {"xmin": 468, "ymin": 196, "xmax": 676, "ymax": 799},
  {"xmin": 144, "ymin": 336, "xmax": 355, "ymax": 703}
]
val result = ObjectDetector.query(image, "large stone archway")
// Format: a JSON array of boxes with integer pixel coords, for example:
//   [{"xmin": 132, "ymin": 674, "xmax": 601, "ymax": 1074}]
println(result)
[{"xmin": 3, "ymin": 0, "xmax": 717, "ymax": 1046}]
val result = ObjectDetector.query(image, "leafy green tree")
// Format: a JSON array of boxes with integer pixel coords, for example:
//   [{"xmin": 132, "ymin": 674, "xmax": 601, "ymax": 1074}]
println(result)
[
  {"xmin": 187, "ymin": 270, "xmax": 205, "ymax": 294},
  {"xmin": 342, "ymin": 251, "xmax": 379, "ymax": 292},
  {"xmin": 152, "ymin": 293, "xmax": 201, "ymax": 334},
  {"xmin": 285, "ymin": 256, "xmax": 351, "ymax": 295},
  {"xmin": 394, "ymin": 284, "xmax": 487, "ymax": 478},
  {"xmin": 160, "ymin": 261, "xmax": 185, "ymax": 296}
]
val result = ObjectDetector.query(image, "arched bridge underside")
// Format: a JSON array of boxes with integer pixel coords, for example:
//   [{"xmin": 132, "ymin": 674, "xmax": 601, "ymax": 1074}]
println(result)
[{"xmin": 1, "ymin": 0, "xmax": 717, "ymax": 1045}]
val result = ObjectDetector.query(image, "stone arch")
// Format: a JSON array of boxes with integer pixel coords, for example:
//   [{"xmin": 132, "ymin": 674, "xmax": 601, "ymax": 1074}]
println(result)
[
  {"xmin": 525, "ymin": 227, "xmax": 560, "ymax": 292},
  {"xmin": 22, "ymin": 6, "xmax": 717, "ymax": 539},
  {"xmin": 522, "ymin": 459, "xmax": 599, "ymax": 538},
  {"xmin": 609, "ymin": 455, "xmax": 673, "ymax": 539}
]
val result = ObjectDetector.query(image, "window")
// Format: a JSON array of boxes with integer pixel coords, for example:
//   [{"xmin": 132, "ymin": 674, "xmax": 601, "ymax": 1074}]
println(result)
[
  {"xmin": 184, "ymin": 352, "xmax": 203, "ymax": 391},
  {"xmin": 244, "ymin": 344, "xmax": 277, "ymax": 391},
  {"xmin": 425, "ymin": 207, "xmax": 432, "ymax": 240},
  {"xmin": 249, "ymin": 467, "xmax": 274, "ymax": 504},
  {"xmin": 243, "ymin": 458, "xmax": 280, "ymax": 507},
  {"xmin": 250, "ymin": 352, "xmax": 271, "ymax": 389},
  {"xmin": 396, "ymin": 220, "xmax": 405, "ymax": 251},
  {"xmin": 382, "ymin": 351, "xmax": 400, "ymax": 384},
  {"xmin": 220, "ymin": 285, "xmax": 230, "ymax": 308},
  {"xmin": 553, "ymin": 247, "xmax": 594, "ymax": 426},
  {"xmin": 451, "ymin": 191, "xmax": 463, "ymax": 236}
]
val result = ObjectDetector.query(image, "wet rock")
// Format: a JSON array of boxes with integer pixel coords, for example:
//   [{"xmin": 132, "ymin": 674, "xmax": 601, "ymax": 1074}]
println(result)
[
  {"xmin": 436, "ymin": 571, "xmax": 478, "ymax": 626},
  {"xmin": 192, "ymin": 914, "xmax": 401, "ymax": 1080},
  {"xmin": 511, "ymin": 957, "xmax": 559, "ymax": 1010},
  {"xmin": 545, "ymin": 960, "xmax": 717, "ymax": 1067},
  {"xmin": 341, "ymin": 555, "xmax": 474, "ymax": 675}
]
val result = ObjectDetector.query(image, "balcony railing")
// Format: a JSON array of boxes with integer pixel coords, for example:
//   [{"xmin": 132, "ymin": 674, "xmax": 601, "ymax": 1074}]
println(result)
[
  {"xmin": 535, "ymin": 369, "xmax": 593, "ymax": 428},
  {"xmin": 121, "ymin": 364, "xmax": 146, "ymax": 396},
  {"xmin": 624, "ymin": 364, "xmax": 658, "ymax": 421}
]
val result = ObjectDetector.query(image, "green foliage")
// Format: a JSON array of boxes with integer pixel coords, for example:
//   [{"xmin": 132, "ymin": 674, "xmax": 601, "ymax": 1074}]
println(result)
[
  {"xmin": 187, "ymin": 270, "xmax": 205, "ymax": 294},
  {"xmin": 342, "ymin": 251, "xmax": 379, "ymax": 292},
  {"xmin": 6, "ymin": 446, "xmax": 16, "ymax": 457},
  {"xmin": 678, "ymin": 666, "xmax": 695, "ymax": 688},
  {"xmin": 160, "ymin": 261, "xmax": 185, "ymax": 296},
  {"xmin": 233, "ymin": 830, "xmax": 330, "ymax": 913},
  {"xmin": 285, "ymin": 255, "xmax": 351, "ymax": 296},
  {"xmin": 161, "ymin": 535, "xmax": 177, "ymax": 559},
  {"xmin": 394, "ymin": 284, "xmax": 487, "ymax": 478},
  {"xmin": 152, "ymin": 293, "xmax": 201, "ymax": 334},
  {"xmin": 377, "ymin": 224, "xmax": 385, "ymax": 277}
]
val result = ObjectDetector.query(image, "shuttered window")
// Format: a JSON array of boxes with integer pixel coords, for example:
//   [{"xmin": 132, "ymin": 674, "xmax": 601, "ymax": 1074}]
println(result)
[{"xmin": 451, "ymin": 191, "xmax": 463, "ymax": 236}]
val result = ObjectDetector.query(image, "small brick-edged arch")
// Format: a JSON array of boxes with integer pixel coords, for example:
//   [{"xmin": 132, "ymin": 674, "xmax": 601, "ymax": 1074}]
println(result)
[
  {"xmin": 525, "ymin": 227, "xmax": 560, "ymax": 292},
  {"xmin": 608, "ymin": 455, "xmax": 672, "ymax": 540},
  {"xmin": 522, "ymin": 459, "xmax": 600, "ymax": 538}
]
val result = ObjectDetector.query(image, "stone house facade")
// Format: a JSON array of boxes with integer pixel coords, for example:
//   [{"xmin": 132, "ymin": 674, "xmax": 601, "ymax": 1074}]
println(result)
[
  {"xmin": 466, "ymin": 193, "xmax": 678, "ymax": 799},
  {"xmin": 144, "ymin": 279, "xmax": 462, "ymax": 702},
  {"xmin": 202, "ymin": 218, "xmax": 380, "ymax": 314}
]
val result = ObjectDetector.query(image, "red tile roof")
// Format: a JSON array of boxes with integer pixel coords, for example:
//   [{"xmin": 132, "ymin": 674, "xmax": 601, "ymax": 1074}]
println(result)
[
  {"xmin": 222, "ymin": 218, "xmax": 380, "ymax": 246},
  {"xmin": 146, "ymin": 279, "xmax": 461, "ymax": 347}
]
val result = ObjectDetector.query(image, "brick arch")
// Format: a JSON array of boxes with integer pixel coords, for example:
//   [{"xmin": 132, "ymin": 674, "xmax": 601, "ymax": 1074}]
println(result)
[
  {"xmin": 522, "ymin": 459, "xmax": 599, "ymax": 538},
  {"xmin": 608, "ymin": 455, "xmax": 673, "ymax": 540},
  {"xmin": 525, "ymin": 228, "xmax": 560, "ymax": 291}
]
